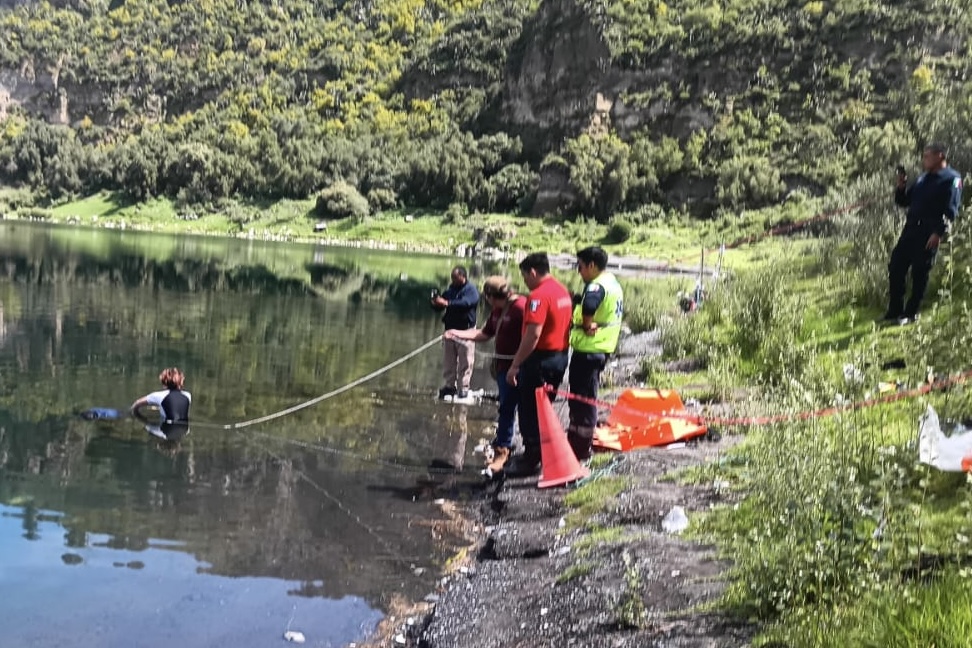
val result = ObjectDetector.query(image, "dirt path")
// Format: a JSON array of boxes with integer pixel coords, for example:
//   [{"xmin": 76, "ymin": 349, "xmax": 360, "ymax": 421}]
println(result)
[{"xmin": 417, "ymin": 437, "xmax": 751, "ymax": 648}]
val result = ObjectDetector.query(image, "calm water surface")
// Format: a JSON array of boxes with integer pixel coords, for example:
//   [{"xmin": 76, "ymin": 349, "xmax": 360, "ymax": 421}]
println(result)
[{"xmin": 0, "ymin": 222, "xmax": 498, "ymax": 647}]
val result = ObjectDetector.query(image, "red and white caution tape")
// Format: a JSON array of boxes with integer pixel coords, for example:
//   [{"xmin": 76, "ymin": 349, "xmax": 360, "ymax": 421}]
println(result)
[{"xmin": 545, "ymin": 367, "xmax": 972, "ymax": 428}]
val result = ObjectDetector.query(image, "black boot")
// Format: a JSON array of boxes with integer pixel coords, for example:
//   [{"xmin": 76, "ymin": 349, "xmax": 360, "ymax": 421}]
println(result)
[
  {"xmin": 567, "ymin": 425, "xmax": 595, "ymax": 461},
  {"xmin": 505, "ymin": 447, "xmax": 542, "ymax": 477}
]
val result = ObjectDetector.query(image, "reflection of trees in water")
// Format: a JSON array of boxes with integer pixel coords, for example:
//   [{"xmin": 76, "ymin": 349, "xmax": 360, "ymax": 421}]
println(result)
[
  {"xmin": 0, "ymin": 252, "xmax": 315, "ymax": 296},
  {"xmin": 0, "ymin": 412, "xmax": 474, "ymax": 606},
  {"xmin": 0, "ymin": 229, "xmax": 496, "ymax": 608},
  {"xmin": 0, "ymin": 277, "xmax": 450, "ymax": 433}
]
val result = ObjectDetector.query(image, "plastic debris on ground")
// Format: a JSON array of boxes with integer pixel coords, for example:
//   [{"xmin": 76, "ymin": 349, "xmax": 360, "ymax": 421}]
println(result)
[
  {"xmin": 661, "ymin": 506, "xmax": 689, "ymax": 534},
  {"xmin": 919, "ymin": 405, "xmax": 972, "ymax": 472}
]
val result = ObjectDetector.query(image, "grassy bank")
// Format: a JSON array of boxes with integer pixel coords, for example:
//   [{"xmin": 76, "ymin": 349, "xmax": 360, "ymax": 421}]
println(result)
[
  {"xmin": 643, "ymin": 175, "xmax": 972, "ymax": 646},
  {"xmin": 6, "ymin": 189, "xmax": 831, "ymax": 266}
]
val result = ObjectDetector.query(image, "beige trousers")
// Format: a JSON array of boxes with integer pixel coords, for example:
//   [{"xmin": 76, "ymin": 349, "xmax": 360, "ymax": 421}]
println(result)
[{"xmin": 442, "ymin": 338, "xmax": 475, "ymax": 392}]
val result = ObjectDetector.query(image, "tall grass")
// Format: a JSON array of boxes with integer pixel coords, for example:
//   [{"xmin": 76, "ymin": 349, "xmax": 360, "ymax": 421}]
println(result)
[{"xmin": 666, "ymin": 175, "xmax": 972, "ymax": 646}]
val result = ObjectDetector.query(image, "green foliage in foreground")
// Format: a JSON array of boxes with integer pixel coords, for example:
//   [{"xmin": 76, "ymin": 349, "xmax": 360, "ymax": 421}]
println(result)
[{"xmin": 664, "ymin": 173, "xmax": 972, "ymax": 645}]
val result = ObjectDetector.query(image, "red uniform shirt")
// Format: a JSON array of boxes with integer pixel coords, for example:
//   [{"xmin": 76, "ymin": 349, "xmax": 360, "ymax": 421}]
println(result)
[{"xmin": 523, "ymin": 275, "xmax": 572, "ymax": 352}]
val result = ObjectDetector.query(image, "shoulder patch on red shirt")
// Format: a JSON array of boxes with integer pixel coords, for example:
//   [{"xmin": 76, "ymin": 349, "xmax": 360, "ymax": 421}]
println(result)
[{"xmin": 529, "ymin": 299, "xmax": 541, "ymax": 312}]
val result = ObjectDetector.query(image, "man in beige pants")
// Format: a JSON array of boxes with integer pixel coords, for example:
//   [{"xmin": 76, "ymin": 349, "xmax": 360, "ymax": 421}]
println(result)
[{"xmin": 431, "ymin": 266, "xmax": 480, "ymax": 399}]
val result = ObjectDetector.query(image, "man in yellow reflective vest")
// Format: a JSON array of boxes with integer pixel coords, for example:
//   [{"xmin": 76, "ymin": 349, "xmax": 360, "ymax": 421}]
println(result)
[{"xmin": 568, "ymin": 246, "xmax": 623, "ymax": 460}]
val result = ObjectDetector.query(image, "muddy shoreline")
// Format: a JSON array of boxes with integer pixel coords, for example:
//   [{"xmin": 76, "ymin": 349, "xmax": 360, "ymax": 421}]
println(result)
[{"xmin": 362, "ymin": 332, "xmax": 753, "ymax": 648}]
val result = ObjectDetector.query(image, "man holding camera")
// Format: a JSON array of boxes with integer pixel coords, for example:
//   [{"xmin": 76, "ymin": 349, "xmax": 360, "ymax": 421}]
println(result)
[
  {"xmin": 884, "ymin": 143, "xmax": 963, "ymax": 326},
  {"xmin": 431, "ymin": 266, "xmax": 480, "ymax": 399}
]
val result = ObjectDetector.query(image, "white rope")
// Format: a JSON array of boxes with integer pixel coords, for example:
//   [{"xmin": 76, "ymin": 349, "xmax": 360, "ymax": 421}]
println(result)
[
  {"xmin": 225, "ymin": 335, "xmax": 444, "ymax": 430},
  {"xmin": 449, "ymin": 334, "xmax": 517, "ymax": 360}
]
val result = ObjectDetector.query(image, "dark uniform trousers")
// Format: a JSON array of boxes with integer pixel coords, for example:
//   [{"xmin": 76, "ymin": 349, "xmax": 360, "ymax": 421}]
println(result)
[
  {"xmin": 516, "ymin": 350, "xmax": 569, "ymax": 453},
  {"xmin": 568, "ymin": 351, "xmax": 608, "ymax": 429},
  {"xmin": 888, "ymin": 235, "xmax": 938, "ymax": 318}
]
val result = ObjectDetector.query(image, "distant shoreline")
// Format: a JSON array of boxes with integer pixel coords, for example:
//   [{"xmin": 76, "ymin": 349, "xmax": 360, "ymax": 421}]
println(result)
[{"xmin": 3, "ymin": 213, "xmax": 705, "ymax": 278}]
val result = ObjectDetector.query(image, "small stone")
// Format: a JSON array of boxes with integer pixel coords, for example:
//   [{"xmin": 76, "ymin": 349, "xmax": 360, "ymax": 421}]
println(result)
[
  {"xmin": 283, "ymin": 630, "xmax": 306, "ymax": 643},
  {"xmin": 433, "ymin": 498, "xmax": 445, "ymax": 505},
  {"xmin": 557, "ymin": 517, "xmax": 566, "ymax": 528},
  {"xmin": 394, "ymin": 633, "xmax": 406, "ymax": 645},
  {"xmin": 413, "ymin": 567, "xmax": 425, "ymax": 576},
  {"xmin": 424, "ymin": 593, "xmax": 440, "ymax": 603},
  {"xmin": 540, "ymin": 607, "xmax": 549, "ymax": 616},
  {"xmin": 406, "ymin": 617, "xmax": 415, "ymax": 626},
  {"xmin": 671, "ymin": 570, "xmax": 681, "ymax": 578}
]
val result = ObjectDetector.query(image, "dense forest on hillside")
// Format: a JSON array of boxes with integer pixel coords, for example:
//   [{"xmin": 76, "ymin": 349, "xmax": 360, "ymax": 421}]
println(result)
[{"xmin": 0, "ymin": 0, "xmax": 970, "ymax": 224}]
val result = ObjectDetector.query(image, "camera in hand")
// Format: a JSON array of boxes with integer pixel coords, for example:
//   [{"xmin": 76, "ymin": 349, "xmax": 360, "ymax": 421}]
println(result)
[{"xmin": 430, "ymin": 289, "xmax": 439, "ymax": 300}]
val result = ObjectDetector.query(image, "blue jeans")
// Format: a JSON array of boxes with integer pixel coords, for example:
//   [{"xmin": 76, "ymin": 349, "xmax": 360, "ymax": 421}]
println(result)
[{"xmin": 494, "ymin": 375, "xmax": 520, "ymax": 449}]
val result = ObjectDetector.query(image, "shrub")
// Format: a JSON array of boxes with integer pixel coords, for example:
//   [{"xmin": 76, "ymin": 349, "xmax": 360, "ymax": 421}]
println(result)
[
  {"xmin": 16, "ymin": 206, "xmax": 51, "ymax": 220},
  {"xmin": 315, "ymin": 181, "xmax": 369, "ymax": 221},
  {"xmin": 443, "ymin": 201, "xmax": 469, "ymax": 225},
  {"xmin": 485, "ymin": 163, "xmax": 538, "ymax": 212},
  {"xmin": 366, "ymin": 187, "xmax": 398, "ymax": 212},
  {"xmin": 605, "ymin": 217, "xmax": 634, "ymax": 244}
]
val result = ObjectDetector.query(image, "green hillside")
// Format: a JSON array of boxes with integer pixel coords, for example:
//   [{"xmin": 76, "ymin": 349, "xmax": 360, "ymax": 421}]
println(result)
[{"xmin": 0, "ymin": 0, "xmax": 970, "ymax": 224}]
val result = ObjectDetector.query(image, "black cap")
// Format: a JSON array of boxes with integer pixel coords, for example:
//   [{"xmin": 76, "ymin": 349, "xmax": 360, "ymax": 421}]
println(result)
[{"xmin": 925, "ymin": 142, "xmax": 949, "ymax": 158}]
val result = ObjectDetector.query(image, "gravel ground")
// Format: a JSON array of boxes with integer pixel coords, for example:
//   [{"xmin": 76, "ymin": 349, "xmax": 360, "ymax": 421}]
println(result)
[{"xmin": 361, "ymin": 331, "xmax": 753, "ymax": 648}]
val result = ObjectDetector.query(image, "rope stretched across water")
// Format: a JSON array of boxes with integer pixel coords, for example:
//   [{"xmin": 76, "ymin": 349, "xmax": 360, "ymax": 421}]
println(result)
[{"xmin": 224, "ymin": 334, "xmax": 445, "ymax": 430}]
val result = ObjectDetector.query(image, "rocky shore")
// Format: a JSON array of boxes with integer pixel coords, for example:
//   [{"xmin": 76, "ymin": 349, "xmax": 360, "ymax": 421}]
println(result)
[{"xmin": 362, "ymin": 333, "xmax": 752, "ymax": 648}]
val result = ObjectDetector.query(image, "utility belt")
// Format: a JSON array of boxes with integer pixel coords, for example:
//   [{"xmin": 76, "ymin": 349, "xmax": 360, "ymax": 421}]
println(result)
[
  {"xmin": 528, "ymin": 348, "xmax": 568, "ymax": 359},
  {"xmin": 571, "ymin": 322, "xmax": 621, "ymax": 330}
]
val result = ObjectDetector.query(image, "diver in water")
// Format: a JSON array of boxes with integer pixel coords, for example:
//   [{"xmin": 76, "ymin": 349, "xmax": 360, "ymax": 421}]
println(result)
[{"xmin": 130, "ymin": 367, "xmax": 192, "ymax": 442}]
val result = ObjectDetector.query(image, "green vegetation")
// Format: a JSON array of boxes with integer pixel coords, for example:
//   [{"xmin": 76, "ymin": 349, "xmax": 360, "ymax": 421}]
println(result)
[
  {"xmin": 1, "ymin": 0, "xmax": 971, "ymax": 230},
  {"xmin": 572, "ymin": 525, "xmax": 628, "ymax": 554},
  {"xmin": 659, "ymin": 173, "xmax": 972, "ymax": 646},
  {"xmin": 612, "ymin": 550, "xmax": 648, "ymax": 629},
  {"xmin": 556, "ymin": 561, "xmax": 595, "ymax": 584},
  {"xmin": 562, "ymin": 475, "xmax": 630, "ymax": 528}
]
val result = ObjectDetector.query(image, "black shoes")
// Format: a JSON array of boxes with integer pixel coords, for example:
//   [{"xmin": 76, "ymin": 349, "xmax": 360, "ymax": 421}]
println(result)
[
  {"xmin": 505, "ymin": 449, "xmax": 542, "ymax": 477},
  {"xmin": 877, "ymin": 312, "xmax": 918, "ymax": 326},
  {"xmin": 438, "ymin": 386, "xmax": 457, "ymax": 400}
]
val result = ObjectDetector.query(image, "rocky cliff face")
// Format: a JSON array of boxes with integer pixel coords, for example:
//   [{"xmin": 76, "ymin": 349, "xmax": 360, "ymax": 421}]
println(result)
[{"xmin": 482, "ymin": 0, "xmax": 966, "ymax": 215}]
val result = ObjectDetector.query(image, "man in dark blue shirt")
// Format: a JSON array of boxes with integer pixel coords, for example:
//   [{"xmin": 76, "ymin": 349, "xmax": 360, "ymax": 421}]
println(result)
[
  {"xmin": 431, "ymin": 266, "xmax": 480, "ymax": 399},
  {"xmin": 884, "ymin": 143, "xmax": 963, "ymax": 325}
]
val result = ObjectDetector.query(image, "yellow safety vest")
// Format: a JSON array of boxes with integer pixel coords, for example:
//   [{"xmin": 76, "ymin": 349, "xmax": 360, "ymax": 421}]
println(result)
[{"xmin": 570, "ymin": 271, "xmax": 623, "ymax": 353}]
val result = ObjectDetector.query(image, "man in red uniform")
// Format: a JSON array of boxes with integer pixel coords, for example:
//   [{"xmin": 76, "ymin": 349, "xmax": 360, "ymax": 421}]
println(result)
[{"xmin": 505, "ymin": 252, "xmax": 573, "ymax": 477}]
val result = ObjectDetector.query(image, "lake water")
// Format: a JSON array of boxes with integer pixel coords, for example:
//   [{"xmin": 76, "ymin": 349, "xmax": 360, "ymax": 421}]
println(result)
[{"xmin": 0, "ymin": 222, "xmax": 501, "ymax": 647}]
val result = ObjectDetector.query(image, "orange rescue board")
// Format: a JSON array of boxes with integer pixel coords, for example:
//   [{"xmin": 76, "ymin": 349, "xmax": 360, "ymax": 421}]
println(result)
[{"xmin": 593, "ymin": 388, "xmax": 707, "ymax": 452}]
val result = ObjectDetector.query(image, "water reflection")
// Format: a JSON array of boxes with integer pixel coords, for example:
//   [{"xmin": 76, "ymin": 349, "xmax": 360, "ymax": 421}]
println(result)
[
  {"xmin": 0, "ymin": 503, "xmax": 384, "ymax": 647},
  {"xmin": 0, "ymin": 222, "xmax": 500, "ymax": 646}
]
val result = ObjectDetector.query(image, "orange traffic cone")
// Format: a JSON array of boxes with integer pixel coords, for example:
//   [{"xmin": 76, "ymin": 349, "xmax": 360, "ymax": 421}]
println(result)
[{"xmin": 535, "ymin": 387, "xmax": 590, "ymax": 488}]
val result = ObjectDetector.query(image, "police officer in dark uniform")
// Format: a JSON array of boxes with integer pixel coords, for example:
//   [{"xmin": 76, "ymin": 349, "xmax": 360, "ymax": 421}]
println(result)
[{"xmin": 883, "ymin": 143, "xmax": 963, "ymax": 325}]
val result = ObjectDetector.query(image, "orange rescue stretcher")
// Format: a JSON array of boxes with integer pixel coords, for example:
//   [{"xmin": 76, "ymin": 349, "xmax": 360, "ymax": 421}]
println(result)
[{"xmin": 593, "ymin": 388, "xmax": 708, "ymax": 452}]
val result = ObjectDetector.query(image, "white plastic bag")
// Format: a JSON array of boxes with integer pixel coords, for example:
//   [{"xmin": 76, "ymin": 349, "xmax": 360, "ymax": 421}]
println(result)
[
  {"xmin": 661, "ymin": 506, "xmax": 689, "ymax": 534},
  {"xmin": 918, "ymin": 405, "xmax": 972, "ymax": 472}
]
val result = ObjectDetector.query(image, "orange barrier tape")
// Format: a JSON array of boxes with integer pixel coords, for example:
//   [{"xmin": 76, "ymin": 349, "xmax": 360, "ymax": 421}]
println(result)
[{"xmin": 545, "ymin": 367, "xmax": 972, "ymax": 428}]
